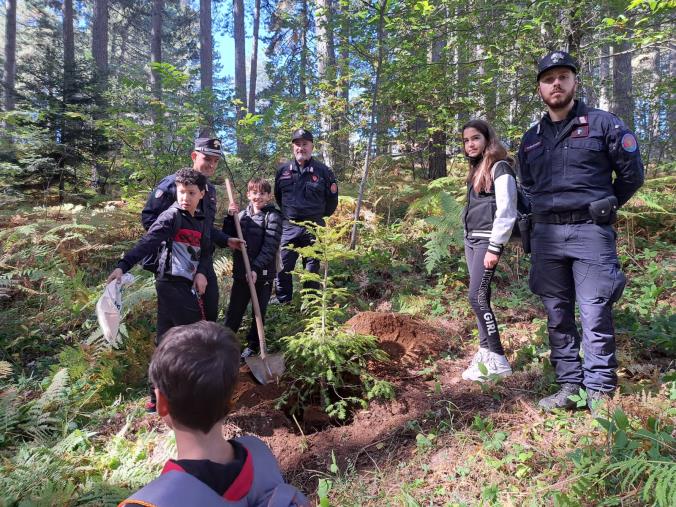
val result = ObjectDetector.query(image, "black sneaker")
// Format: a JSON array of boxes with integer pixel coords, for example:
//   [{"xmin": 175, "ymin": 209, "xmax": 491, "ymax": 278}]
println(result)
[
  {"xmin": 538, "ymin": 383, "xmax": 581, "ymax": 411},
  {"xmin": 240, "ymin": 346, "xmax": 256, "ymax": 364},
  {"xmin": 586, "ymin": 388, "xmax": 611, "ymax": 418}
]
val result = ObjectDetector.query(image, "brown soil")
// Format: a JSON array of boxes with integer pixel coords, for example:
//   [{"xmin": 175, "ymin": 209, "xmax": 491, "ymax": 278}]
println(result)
[
  {"xmin": 345, "ymin": 311, "xmax": 450, "ymax": 365},
  {"xmin": 221, "ymin": 311, "xmax": 477, "ymax": 494}
]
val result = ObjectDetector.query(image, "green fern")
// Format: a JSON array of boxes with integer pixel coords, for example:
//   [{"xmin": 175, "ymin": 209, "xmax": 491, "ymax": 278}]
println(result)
[{"xmin": 422, "ymin": 191, "xmax": 464, "ymax": 274}]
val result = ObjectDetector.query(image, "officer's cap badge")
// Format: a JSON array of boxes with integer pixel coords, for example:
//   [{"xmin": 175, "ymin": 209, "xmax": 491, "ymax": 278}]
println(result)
[{"xmin": 550, "ymin": 52, "xmax": 565, "ymax": 64}]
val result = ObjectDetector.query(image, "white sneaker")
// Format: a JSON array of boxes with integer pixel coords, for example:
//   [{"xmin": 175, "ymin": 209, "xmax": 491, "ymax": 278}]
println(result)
[
  {"xmin": 485, "ymin": 351, "xmax": 512, "ymax": 378},
  {"xmin": 461, "ymin": 347, "xmax": 489, "ymax": 381}
]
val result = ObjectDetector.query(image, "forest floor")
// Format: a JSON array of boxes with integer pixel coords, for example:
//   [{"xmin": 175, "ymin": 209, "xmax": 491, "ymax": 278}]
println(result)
[{"xmin": 1, "ymin": 179, "xmax": 674, "ymax": 506}]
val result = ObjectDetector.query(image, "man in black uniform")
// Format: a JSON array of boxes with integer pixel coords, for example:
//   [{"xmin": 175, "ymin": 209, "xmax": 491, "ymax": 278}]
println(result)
[
  {"xmin": 518, "ymin": 51, "xmax": 644, "ymax": 412},
  {"xmin": 273, "ymin": 128, "xmax": 339, "ymax": 303},
  {"xmin": 141, "ymin": 137, "xmax": 243, "ymax": 321}
]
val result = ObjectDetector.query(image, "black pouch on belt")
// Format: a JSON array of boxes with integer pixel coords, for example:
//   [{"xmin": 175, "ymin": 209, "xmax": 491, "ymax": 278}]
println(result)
[
  {"xmin": 588, "ymin": 196, "xmax": 618, "ymax": 225},
  {"xmin": 517, "ymin": 214, "xmax": 531, "ymax": 254}
]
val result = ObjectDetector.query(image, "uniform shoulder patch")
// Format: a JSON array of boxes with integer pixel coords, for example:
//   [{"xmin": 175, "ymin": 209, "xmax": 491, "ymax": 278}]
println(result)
[
  {"xmin": 621, "ymin": 133, "xmax": 638, "ymax": 153},
  {"xmin": 330, "ymin": 183, "xmax": 338, "ymax": 194},
  {"xmin": 155, "ymin": 189, "xmax": 164, "ymax": 199}
]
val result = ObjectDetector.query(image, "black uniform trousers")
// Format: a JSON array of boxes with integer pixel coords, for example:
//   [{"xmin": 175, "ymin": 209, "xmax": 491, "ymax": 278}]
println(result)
[
  {"xmin": 275, "ymin": 223, "xmax": 320, "ymax": 303},
  {"xmin": 225, "ymin": 277, "xmax": 273, "ymax": 350}
]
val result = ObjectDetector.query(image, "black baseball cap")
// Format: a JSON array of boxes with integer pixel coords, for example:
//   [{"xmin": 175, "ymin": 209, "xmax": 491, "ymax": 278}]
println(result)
[
  {"xmin": 194, "ymin": 137, "xmax": 223, "ymax": 158},
  {"xmin": 537, "ymin": 51, "xmax": 578, "ymax": 81},
  {"xmin": 292, "ymin": 128, "xmax": 314, "ymax": 143}
]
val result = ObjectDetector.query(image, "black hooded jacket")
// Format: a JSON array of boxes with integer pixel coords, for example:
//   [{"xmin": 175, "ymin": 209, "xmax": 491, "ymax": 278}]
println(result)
[{"xmin": 223, "ymin": 204, "xmax": 283, "ymax": 280}]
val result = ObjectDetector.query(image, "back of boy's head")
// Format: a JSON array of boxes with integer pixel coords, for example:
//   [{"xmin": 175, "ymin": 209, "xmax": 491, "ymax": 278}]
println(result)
[
  {"xmin": 247, "ymin": 177, "xmax": 272, "ymax": 195},
  {"xmin": 149, "ymin": 321, "xmax": 240, "ymax": 433},
  {"xmin": 175, "ymin": 167, "xmax": 207, "ymax": 192}
]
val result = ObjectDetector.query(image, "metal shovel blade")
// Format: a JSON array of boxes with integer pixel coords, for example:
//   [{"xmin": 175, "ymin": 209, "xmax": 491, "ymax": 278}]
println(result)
[{"xmin": 245, "ymin": 353, "xmax": 286, "ymax": 385}]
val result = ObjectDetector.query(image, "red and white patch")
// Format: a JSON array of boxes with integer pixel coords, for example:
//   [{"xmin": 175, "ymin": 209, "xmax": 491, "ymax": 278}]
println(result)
[
  {"xmin": 311, "ymin": 175, "xmax": 319, "ymax": 182},
  {"xmin": 621, "ymin": 133, "xmax": 638, "ymax": 153},
  {"xmin": 174, "ymin": 228, "xmax": 202, "ymax": 246}
]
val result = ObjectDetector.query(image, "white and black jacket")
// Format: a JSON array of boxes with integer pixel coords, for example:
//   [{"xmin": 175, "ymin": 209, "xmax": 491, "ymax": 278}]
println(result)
[{"xmin": 463, "ymin": 160, "xmax": 518, "ymax": 255}]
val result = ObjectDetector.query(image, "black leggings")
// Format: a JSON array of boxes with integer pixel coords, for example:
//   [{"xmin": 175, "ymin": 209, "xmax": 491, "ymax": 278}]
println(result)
[{"xmin": 464, "ymin": 239, "xmax": 505, "ymax": 355}]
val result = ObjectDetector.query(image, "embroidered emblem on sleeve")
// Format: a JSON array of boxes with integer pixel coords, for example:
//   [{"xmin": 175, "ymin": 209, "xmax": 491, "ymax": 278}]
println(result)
[
  {"xmin": 155, "ymin": 189, "xmax": 164, "ymax": 199},
  {"xmin": 330, "ymin": 183, "xmax": 338, "ymax": 194},
  {"xmin": 621, "ymin": 133, "xmax": 638, "ymax": 153}
]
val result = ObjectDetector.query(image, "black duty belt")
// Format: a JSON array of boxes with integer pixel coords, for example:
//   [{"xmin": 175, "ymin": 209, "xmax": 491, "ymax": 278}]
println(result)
[{"xmin": 531, "ymin": 210, "xmax": 592, "ymax": 224}]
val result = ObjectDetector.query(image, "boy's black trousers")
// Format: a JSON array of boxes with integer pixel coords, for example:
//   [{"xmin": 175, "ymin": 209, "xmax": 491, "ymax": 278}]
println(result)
[
  {"xmin": 225, "ymin": 277, "xmax": 273, "ymax": 351},
  {"xmin": 155, "ymin": 278, "xmax": 203, "ymax": 343}
]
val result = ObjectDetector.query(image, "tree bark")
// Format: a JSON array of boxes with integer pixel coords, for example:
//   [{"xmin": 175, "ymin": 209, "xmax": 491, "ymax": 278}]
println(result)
[
  {"xmin": 3, "ymin": 0, "xmax": 17, "ymax": 112},
  {"xmin": 92, "ymin": 0, "xmax": 109, "ymax": 85},
  {"xmin": 63, "ymin": 0, "xmax": 75, "ymax": 106},
  {"xmin": 200, "ymin": 0, "xmax": 213, "ymax": 92},
  {"xmin": 233, "ymin": 0, "xmax": 246, "ymax": 153},
  {"xmin": 350, "ymin": 0, "xmax": 387, "ymax": 249},
  {"xmin": 315, "ymin": 0, "xmax": 336, "ymax": 167},
  {"xmin": 91, "ymin": 0, "xmax": 109, "ymax": 192},
  {"xmin": 299, "ymin": 0, "xmax": 308, "ymax": 101},
  {"xmin": 150, "ymin": 0, "xmax": 163, "ymax": 102},
  {"xmin": 248, "ymin": 0, "xmax": 260, "ymax": 114},
  {"xmin": 427, "ymin": 34, "xmax": 446, "ymax": 180},
  {"xmin": 334, "ymin": 2, "xmax": 350, "ymax": 172},
  {"xmin": 598, "ymin": 44, "xmax": 610, "ymax": 110},
  {"xmin": 611, "ymin": 41, "xmax": 634, "ymax": 130}
]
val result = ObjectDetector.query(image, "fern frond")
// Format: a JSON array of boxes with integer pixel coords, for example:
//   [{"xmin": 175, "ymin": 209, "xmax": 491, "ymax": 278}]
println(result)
[{"xmin": 0, "ymin": 361, "xmax": 13, "ymax": 380}]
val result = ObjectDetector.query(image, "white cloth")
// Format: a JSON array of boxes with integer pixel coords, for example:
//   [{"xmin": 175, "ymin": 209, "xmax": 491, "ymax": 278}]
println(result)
[{"xmin": 96, "ymin": 274, "xmax": 134, "ymax": 346}]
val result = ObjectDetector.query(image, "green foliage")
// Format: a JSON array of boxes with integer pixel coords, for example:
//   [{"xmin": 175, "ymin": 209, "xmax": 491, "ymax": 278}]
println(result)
[
  {"xmin": 412, "ymin": 176, "xmax": 465, "ymax": 274},
  {"xmin": 554, "ymin": 409, "xmax": 676, "ymax": 505},
  {"xmin": 279, "ymin": 222, "xmax": 394, "ymax": 420}
]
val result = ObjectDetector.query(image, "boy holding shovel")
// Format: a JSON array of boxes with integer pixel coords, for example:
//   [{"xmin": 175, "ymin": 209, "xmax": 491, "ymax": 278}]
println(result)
[{"xmin": 223, "ymin": 178, "xmax": 283, "ymax": 363}]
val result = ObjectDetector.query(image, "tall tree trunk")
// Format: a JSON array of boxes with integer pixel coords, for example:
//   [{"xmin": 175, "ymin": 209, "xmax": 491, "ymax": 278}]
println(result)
[
  {"xmin": 92, "ymin": 0, "xmax": 109, "ymax": 193},
  {"xmin": 200, "ymin": 0, "xmax": 213, "ymax": 91},
  {"xmin": 315, "ymin": 0, "xmax": 336, "ymax": 167},
  {"xmin": 598, "ymin": 44, "xmax": 611, "ymax": 110},
  {"xmin": 334, "ymin": 2, "xmax": 350, "ymax": 173},
  {"xmin": 61, "ymin": 0, "xmax": 75, "ymax": 201},
  {"xmin": 150, "ymin": 0, "xmax": 163, "ymax": 102},
  {"xmin": 247, "ymin": 0, "xmax": 260, "ymax": 114},
  {"xmin": 233, "ymin": 0, "xmax": 247, "ymax": 153},
  {"xmin": 3, "ymin": 0, "xmax": 17, "ymax": 112},
  {"xmin": 428, "ymin": 35, "xmax": 446, "ymax": 179},
  {"xmin": 612, "ymin": 42, "xmax": 634, "ymax": 130},
  {"xmin": 299, "ymin": 0, "xmax": 308, "ymax": 102},
  {"xmin": 1, "ymin": 0, "xmax": 17, "ymax": 158},
  {"xmin": 350, "ymin": 0, "xmax": 387, "ymax": 249},
  {"xmin": 92, "ymin": 0, "xmax": 108, "ymax": 84},
  {"xmin": 63, "ymin": 0, "xmax": 75, "ymax": 110}
]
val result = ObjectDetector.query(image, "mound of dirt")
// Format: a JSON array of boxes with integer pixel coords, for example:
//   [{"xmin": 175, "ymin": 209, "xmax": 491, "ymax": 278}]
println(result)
[{"xmin": 345, "ymin": 311, "xmax": 446, "ymax": 364}]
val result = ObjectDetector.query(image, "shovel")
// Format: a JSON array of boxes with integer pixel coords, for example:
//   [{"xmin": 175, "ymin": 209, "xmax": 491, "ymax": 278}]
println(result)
[{"xmin": 225, "ymin": 179, "xmax": 285, "ymax": 384}]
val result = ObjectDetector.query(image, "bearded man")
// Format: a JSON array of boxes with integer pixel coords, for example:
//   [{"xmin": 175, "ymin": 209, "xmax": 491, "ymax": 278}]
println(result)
[{"xmin": 517, "ymin": 51, "xmax": 644, "ymax": 413}]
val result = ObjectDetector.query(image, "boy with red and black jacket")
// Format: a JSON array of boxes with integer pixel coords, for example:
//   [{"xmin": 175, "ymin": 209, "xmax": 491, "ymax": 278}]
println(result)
[
  {"xmin": 223, "ymin": 178, "xmax": 283, "ymax": 361},
  {"xmin": 107, "ymin": 168, "xmax": 216, "ymax": 411},
  {"xmin": 118, "ymin": 321, "xmax": 308, "ymax": 507}
]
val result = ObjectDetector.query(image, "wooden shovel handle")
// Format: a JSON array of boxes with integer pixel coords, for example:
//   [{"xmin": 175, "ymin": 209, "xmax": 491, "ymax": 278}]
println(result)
[{"xmin": 225, "ymin": 179, "xmax": 268, "ymax": 359}]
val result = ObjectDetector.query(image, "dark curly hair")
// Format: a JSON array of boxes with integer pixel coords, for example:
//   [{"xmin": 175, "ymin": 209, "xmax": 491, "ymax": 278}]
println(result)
[{"xmin": 175, "ymin": 167, "xmax": 207, "ymax": 191}]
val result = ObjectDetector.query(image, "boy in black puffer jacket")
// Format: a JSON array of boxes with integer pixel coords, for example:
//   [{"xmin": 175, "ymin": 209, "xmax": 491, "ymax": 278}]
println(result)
[{"xmin": 223, "ymin": 178, "xmax": 283, "ymax": 361}]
